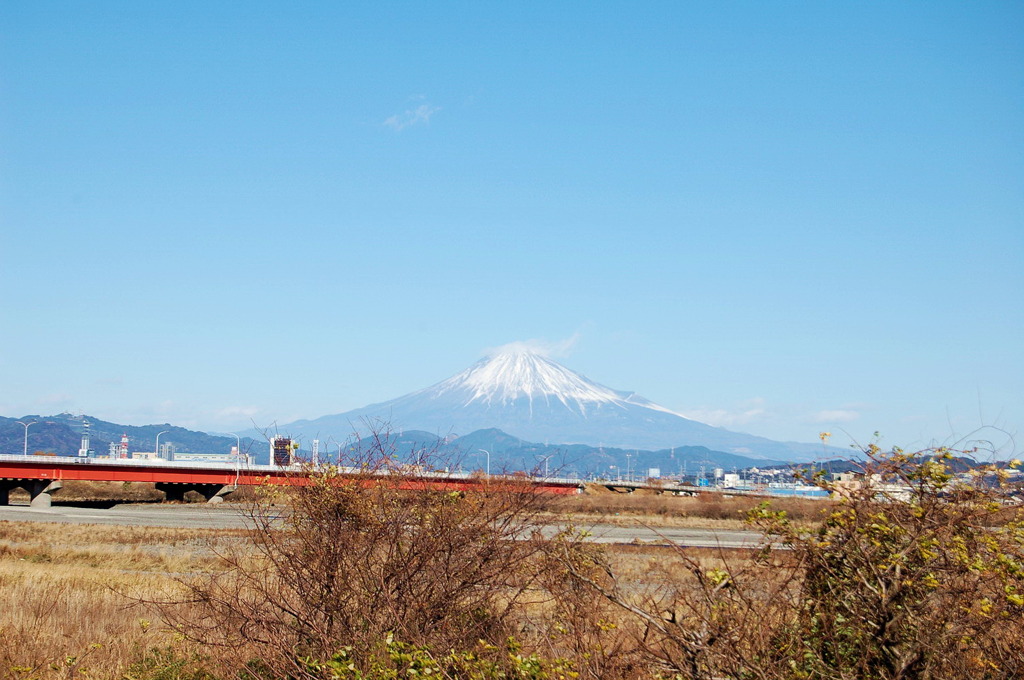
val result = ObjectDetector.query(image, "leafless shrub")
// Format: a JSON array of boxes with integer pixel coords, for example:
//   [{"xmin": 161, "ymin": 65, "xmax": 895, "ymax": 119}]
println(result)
[
  {"xmin": 534, "ymin": 530, "xmax": 649, "ymax": 679},
  {"xmin": 164, "ymin": 425, "xmax": 592, "ymax": 678},
  {"xmin": 560, "ymin": 446, "xmax": 1024, "ymax": 680}
]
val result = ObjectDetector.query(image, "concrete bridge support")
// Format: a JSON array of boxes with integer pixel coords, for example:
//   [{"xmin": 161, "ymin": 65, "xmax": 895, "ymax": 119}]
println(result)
[
  {"xmin": 197, "ymin": 484, "xmax": 236, "ymax": 504},
  {"xmin": 28, "ymin": 480, "xmax": 63, "ymax": 508},
  {"xmin": 156, "ymin": 482, "xmax": 237, "ymax": 504},
  {"xmin": 0, "ymin": 479, "xmax": 63, "ymax": 508}
]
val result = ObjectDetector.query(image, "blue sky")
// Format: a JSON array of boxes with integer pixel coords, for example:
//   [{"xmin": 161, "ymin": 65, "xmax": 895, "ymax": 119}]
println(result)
[{"xmin": 2, "ymin": 2, "xmax": 1021, "ymax": 455}]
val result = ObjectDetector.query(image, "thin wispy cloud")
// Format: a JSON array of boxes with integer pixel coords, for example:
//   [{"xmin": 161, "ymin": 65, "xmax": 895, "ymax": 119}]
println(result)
[
  {"xmin": 215, "ymin": 406, "xmax": 261, "ymax": 420},
  {"xmin": 487, "ymin": 333, "xmax": 581, "ymax": 359},
  {"xmin": 383, "ymin": 102, "xmax": 440, "ymax": 131},
  {"xmin": 681, "ymin": 398, "xmax": 768, "ymax": 429},
  {"xmin": 37, "ymin": 392, "xmax": 75, "ymax": 407},
  {"xmin": 811, "ymin": 409, "xmax": 861, "ymax": 424}
]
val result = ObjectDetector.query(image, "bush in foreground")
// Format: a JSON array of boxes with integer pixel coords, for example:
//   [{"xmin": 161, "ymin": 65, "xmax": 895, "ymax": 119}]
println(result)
[
  {"xmin": 163, "ymin": 430, "xmax": 617, "ymax": 679},
  {"xmin": 151, "ymin": 432, "xmax": 1024, "ymax": 679},
  {"xmin": 564, "ymin": 444, "xmax": 1024, "ymax": 679}
]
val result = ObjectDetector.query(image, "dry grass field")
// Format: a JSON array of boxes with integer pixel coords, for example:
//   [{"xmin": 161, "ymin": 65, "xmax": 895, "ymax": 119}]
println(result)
[
  {"xmin": 0, "ymin": 521, "xmax": 244, "ymax": 679},
  {"xmin": 547, "ymin": 483, "xmax": 834, "ymax": 529},
  {"xmin": 0, "ymin": 494, "xmax": 754, "ymax": 680}
]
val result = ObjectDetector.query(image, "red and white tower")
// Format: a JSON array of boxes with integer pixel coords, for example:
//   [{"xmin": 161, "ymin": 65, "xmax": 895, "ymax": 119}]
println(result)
[{"xmin": 119, "ymin": 433, "xmax": 130, "ymax": 459}]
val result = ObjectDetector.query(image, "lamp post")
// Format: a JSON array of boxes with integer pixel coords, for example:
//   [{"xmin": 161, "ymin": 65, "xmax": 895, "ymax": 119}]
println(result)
[
  {"xmin": 211, "ymin": 432, "xmax": 244, "ymax": 468},
  {"xmin": 15, "ymin": 420, "xmax": 36, "ymax": 456},
  {"xmin": 155, "ymin": 430, "xmax": 169, "ymax": 460},
  {"xmin": 476, "ymin": 449, "xmax": 490, "ymax": 476}
]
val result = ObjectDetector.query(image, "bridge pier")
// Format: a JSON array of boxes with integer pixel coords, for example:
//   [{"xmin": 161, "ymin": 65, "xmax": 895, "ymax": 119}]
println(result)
[
  {"xmin": 156, "ymin": 482, "xmax": 236, "ymax": 504},
  {"xmin": 198, "ymin": 484, "xmax": 236, "ymax": 504},
  {"xmin": 28, "ymin": 480, "xmax": 63, "ymax": 508},
  {"xmin": 0, "ymin": 479, "xmax": 63, "ymax": 507}
]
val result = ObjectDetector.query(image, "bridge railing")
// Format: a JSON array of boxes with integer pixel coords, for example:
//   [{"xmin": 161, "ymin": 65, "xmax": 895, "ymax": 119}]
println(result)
[
  {"xmin": 0, "ymin": 453, "xmax": 274, "ymax": 472},
  {"xmin": 0, "ymin": 453, "xmax": 584, "ymax": 487}
]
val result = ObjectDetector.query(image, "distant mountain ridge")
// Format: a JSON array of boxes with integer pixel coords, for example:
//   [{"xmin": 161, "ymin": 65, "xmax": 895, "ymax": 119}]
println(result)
[
  {"xmin": 0, "ymin": 414, "xmax": 267, "ymax": 460},
  {"xmin": 274, "ymin": 349, "xmax": 843, "ymax": 461},
  {"xmin": 343, "ymin": 427, "xmax": 785, "ymax": 476}
]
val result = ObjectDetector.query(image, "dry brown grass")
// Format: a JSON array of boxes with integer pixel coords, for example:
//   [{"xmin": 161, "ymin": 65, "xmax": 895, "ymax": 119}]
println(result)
[
  {"xmin": 0, "ymin": 521, "xmax": 241, "ymax": 680},
  {"xmin": 547, "ymin": 486, "xmax": 834, "ymax": 529},
  {"xmin": 600, "ymin": 542, "xmax": 762, "ymax": 583},
  {"xmin": 0, "ymin": 522, "xmax": 245, "ymax": 572},
  {"xmin": 0, "ymin": 561, "xmax": 179, "ymax": 678}
]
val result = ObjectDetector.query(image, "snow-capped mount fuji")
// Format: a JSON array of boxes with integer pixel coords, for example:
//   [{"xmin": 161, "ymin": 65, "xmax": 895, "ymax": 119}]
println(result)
[
  {"xmin": 275, "ymin": 349, "xmax": 833, "ymax": 461},
  {"xmin": 429, "ymin": 350, "xmax": 678, "ymax": 418}
]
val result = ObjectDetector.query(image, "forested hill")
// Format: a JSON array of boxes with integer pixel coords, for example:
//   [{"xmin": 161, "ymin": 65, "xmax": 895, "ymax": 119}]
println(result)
[{"xmin": 0, "ymin": 413, "xmax": 267, "ymax": 459}]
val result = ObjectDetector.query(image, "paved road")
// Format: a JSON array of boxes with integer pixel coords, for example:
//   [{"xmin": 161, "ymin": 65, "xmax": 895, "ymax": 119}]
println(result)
[
  {"xmin": 0, "ymin": 503, "xmax": 764, "ymax": 549},
  {"xmin": 0, "ymin": 502, "xmax": 258, "ymax": 530},
  {"xmin": 562, "ymin": 523, "xmax": 763, "ymax": 549}
]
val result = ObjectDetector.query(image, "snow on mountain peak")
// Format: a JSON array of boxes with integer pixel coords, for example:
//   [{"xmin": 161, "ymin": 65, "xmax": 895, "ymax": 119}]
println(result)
[{"xmin": 420, "ymin": 348, "xmax": 685, "ymax": 420}]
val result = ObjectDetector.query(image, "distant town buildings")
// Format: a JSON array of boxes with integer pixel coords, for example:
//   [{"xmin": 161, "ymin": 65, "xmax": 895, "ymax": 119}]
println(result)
[
  {"xmin": 171, "ymin": 450, "xmax": 251, "ymax": 465},
  {"xmin": 127, "ymin": 440, "xmax": 250, "ymax": 465},
  {"xmin": 129, "ymin": 450, "xmax": 161, "ymax": 460}
]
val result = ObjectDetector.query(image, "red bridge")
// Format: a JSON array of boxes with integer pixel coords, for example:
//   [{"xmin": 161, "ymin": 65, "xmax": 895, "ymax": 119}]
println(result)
[{"xmin": 0, "ymin": 455, "xmax": 582, "ymax": 507}]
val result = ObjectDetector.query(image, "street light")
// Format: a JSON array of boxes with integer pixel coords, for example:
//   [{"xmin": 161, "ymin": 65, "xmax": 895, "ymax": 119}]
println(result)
[
  {"xmin": 155, "ymin": 430, "xmax": 169, "ymax": 460},
  {"xmin": 15, "ymin": 420, "xmax": 36, "ymax": 456},
  {"xmin": 211, "ymin": 431, "xmax": 245, "ymax": 467},
  {"xmin": 536, "ymin": 454, "xmax": 552, "ymax": 479},
  {"xmin": 476, "ymin": 449, "xmax": 490, "ymax": 476}
]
